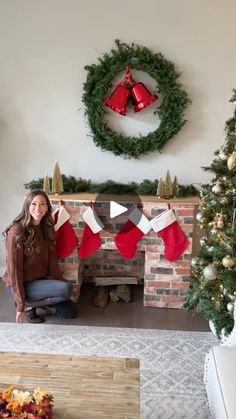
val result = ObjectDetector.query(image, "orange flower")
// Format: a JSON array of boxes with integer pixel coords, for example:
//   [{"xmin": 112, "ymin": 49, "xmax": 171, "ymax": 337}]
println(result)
[
  {"xmin": 6, "ymin": 399, "xmax": 22, "ymax": 414},
  {"xmin": 1, "ymin": 385, "xmax": 14, "ymax": 401}
]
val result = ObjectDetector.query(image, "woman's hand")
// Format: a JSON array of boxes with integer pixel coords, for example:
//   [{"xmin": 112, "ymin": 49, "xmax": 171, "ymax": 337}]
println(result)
[{"xmin": 16, "ymin": 311, "xmax": 25, "ymax": 323}]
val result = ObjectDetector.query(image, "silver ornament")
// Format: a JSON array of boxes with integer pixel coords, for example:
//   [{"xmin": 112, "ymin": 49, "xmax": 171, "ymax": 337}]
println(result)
[
  {"xmin": 203, "ymin": 265, "xmax": 218, "ymax": 280},
  {"xmin": 191, "ymin": 257, "xmax": 199, "ymax": 267},
  {"xmin": 220, "ymin": 197, "xmax": 228, "ymax": 205},
  {"xmin": 227, "ymin": 302, "xmax": 234, "ymax": 312},
  {"xmin": 200, "ymin": 237, "xmax": 208, "ymax": 246},
  {"xmin": 208, "ymin": 246, "xmax": 215, "ymax": 253},
  {"xmin": 196, "ymin": 212, "xmax": 204, "ymax": 222}
]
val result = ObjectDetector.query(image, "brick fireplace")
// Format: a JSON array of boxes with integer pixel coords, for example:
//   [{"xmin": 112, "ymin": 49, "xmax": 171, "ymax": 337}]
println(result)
[{"xmin": 50, "ymin": 194, "xmax": 199, "ymax": 309}]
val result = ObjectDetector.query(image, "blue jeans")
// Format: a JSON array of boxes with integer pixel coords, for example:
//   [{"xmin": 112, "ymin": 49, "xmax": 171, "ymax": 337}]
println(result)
[
  {"xmin": 8, "ymin": 279, "xmax": 72, "ymax": 306},
  {"xmin": 24, "ymin": 279, "xmax": 72, "ymax": 305}
]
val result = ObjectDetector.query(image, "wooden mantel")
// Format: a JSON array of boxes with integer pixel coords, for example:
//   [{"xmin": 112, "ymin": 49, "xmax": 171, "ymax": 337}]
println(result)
[{"xmin": 49, "ymin": 193, "xmax": 200, "ymax": 205}]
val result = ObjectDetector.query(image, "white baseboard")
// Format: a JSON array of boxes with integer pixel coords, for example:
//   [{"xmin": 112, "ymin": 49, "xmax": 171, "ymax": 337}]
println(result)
[{"xmin": 0, "ymin": 267, "xmax": 5, "ymax": 277}]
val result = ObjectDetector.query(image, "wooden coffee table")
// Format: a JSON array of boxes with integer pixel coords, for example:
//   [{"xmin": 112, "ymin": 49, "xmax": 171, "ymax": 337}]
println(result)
[{"xmin": 0, "ymin": 352, "xmax": 140, "ymax": 418}]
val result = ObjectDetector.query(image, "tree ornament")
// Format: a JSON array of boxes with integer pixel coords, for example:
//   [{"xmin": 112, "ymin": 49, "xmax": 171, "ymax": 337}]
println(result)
[
  {"xmin": 43, "ymin": 173, "xmax": 51, "ymax": 194},
  {"xmin": 52, "ymin": 161, "xmax": 64, "ymax": 194},
  {"xmin": 208, "ymin": 246, "xmax": 215, "ymax": 253},
  {"xmin": 203, "ymin": 264, "xmax": 218, "ymax": 280},
  {"xmin": 198, "ymin": 258, "xmax": 205, "ymax": 266},
  {"xmin": 191, "ymin": 257, "xmax": 199, "ymax": 267},
  {"xmin": 216, "ymin": 213, "xmax": 224, "ymax": 229},
  {"xmin": 222, "ymin": 255, "xmax": 236, "ymax": 268},
  {"xmin": 200, "ymin": 236, "xmax": 208, "ymax": 246},
  {"xmin": 196, "ymin": 212, "xmax": 204, "ymax": 222},
  {"xmin": 212, "ymin": 182, "xmax": 223, "ymax": 194},
  {"xmin": 227, "ymin": 302, "xmax": 234, "ymax": 312},
  {"xmin": 83, "ymin": 39, "xmax": 190, "ymax": 159},
  {"xmin": 220, "ymin": 197, "xmax": 228, "ymax": 205},
  {"xmin": 227, "ymin": 151, "xmax": 236, "ymax": 171},
  {"xmin": 218, "ymin": 149, "xmax": 228, "ymax": 160},
  {"xmin": 210, "ymin": 224, "xmax": 218, "ymax": 234}
]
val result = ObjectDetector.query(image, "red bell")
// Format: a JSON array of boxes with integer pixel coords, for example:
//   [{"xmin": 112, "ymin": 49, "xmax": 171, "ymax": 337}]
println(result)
[
  {"xmin": 103, "ymin": 83, "xmax": 130, "ymax": 116},
  {"xmin": 131, "ymin": 82, "xmax": 158, "ymax": 112}
]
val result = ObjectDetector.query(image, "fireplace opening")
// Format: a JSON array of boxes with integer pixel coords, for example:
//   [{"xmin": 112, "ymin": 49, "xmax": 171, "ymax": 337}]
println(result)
[{"xmin": 79, "ymin": 249, "xmax": 145, "ymax": 308}]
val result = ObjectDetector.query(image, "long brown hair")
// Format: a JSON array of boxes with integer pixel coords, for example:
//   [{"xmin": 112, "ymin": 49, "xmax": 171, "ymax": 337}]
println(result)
[{"xmin": 3, "ymin": 189, "xmax": 55, "ymax": 253}]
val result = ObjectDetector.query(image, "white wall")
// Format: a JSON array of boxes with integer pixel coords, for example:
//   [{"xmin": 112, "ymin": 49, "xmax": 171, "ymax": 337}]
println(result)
[{"xmin": 0, "ymin": 0, "xmax": 236, "ymax": 269}]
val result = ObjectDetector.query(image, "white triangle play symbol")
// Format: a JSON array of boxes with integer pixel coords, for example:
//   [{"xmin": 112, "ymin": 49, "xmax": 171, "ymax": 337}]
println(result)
[{"xmin": 110, "ymin": 201, "xmax": 128, "ymax": 218}]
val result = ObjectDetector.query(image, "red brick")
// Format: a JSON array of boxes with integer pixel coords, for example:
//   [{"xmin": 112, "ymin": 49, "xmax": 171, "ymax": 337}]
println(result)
[
  {"xmin": 146, "ymin": 281, "xmax": 171, "ymax": 288},
  {"xmin": 175, "ymin": 268, "xmax": 191, "ymax": 275},
  {"xmin": 171, "ymin": 281, "xmax": 190, "ymax": 289}
]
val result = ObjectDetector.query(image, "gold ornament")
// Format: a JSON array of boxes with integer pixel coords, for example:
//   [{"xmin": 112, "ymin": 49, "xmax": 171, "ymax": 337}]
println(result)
[
  {"xmin": 227, "ymin": 151, "xmax": 236, "ymax": 171},
  {"xmin": 222, "ymin": 255, "xmax": 236, "ymax": 268},
  {"xmin": 216, "ymin": 213, "xmax": 224, "ymax": 229}
]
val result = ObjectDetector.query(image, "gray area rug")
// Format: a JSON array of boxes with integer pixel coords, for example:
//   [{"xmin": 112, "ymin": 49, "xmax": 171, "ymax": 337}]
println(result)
[{"xmin": 0, "ymin": 323, "xmax": 218, "ymax": 418}]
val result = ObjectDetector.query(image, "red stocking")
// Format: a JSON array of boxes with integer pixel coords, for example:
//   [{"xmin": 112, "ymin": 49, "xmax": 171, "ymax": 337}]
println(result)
[
  {"xmin": 78, "ymin": 203, "xmax": 103, "ymax": 259},
  {"xmin": 53, "ymin": 205, "xmax": 78, "ymax": 259},
  {"xmin": 114, "ymin": 208, "xmax": 151, "ymax": 259},
  {"xmin": 150, "ymin": 207, "xmax": 189, "ymax": 261}
]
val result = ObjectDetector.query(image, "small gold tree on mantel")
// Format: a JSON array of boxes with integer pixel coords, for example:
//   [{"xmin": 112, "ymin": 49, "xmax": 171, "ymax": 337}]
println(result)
[
  {"xmin": 172, "ymin": 175, "xmax": 179, "ymax": 197},
  {"xmin": 156, "ymin": 177, "xmax": 164, "ymax": 197},
  {"xmin": 43, "ymin": 173, "xmax": 51, "ymax": 194},
  {"xmin": 156, "ymin": 171, "xmax": 179, "ymax": 199},
  {"xmin": 164, "ymin": 170, "xmax": 173, "ymax": 198},
  {"xmin": 52, "ymin": 161, "xmax": 64, "ymax": 194}
]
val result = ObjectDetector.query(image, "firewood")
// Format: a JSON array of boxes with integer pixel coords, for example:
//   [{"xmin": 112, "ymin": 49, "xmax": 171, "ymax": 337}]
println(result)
[
  {"xmin": 109, "ymin": 287, "xmax": 120, "ymax": 303},
  {"xmin": 115, "ymin": 284, "xmax": 131, "ymax": 303},
  {"xmin": 94, "ymin": 286, "xmax": 109, "ymax": 307}
]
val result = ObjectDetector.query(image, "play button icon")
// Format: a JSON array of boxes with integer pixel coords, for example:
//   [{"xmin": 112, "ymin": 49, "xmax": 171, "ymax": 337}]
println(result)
[{"xmin": 110, "ymin": 201, "xmax": 128, "ymax": 218}]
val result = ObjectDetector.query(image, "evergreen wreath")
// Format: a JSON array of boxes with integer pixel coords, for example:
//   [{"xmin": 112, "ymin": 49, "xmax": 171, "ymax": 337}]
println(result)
[{"xmin": 82, "ymin": 39, "xmax": 190, "ymax": 159}]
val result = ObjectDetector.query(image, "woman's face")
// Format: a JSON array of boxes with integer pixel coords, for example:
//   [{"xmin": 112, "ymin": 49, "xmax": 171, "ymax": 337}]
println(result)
[{"xmin": 29, "ymin": 195, "xmax": 48, "ymax": 225}]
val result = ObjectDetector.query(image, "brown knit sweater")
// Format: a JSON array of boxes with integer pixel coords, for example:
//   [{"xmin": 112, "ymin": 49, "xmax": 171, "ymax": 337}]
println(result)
[{"xmin": 2, "ymin": 224, "xmax": 64, "ymax": 312}]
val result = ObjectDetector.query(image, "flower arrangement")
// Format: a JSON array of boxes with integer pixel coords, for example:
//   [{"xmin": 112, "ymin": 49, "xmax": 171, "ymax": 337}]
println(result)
[{"xmin": 0, "ymin": 386, "xmax": 53, "ymax": 418}]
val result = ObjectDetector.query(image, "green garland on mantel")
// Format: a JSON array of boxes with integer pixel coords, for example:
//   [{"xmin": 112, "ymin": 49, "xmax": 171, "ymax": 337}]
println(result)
[
  {"xmin": 82, "ymin": 39, "xmax": 190, "ymax": 159},
  {"xmin": 24, "ymin": 176, "xmax": 199, "ymax": 197}
]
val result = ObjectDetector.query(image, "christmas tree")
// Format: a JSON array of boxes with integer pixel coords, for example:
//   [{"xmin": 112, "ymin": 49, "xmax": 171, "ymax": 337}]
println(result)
[
  {"xmin": 184, "ymin": 90, "xmax": 236, "ymax": 337},
  {"xmin": 52, "ymin": 161, "xmax": 64, "ymax": 194},
  {"xmin": 43, "ymin": 173, "xmax": 51, "ymax": 194}
]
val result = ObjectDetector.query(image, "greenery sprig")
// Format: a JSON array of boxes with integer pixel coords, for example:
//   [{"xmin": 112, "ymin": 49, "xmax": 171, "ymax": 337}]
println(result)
[
  {"xmin": 24, "ymin": 176, "xmax": 199, "ymax": 197},
  {"xmin": 82, "ymin": 39, "xmax": 190, "ymax": 159}
]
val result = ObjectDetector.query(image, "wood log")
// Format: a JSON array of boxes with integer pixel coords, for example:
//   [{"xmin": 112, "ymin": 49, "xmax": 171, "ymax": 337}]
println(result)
[
  {"xmin": 115, "ymin": 284, "xmax": 131, "ymax": 303},
  {"xmin": 109, "ymin": 285, "xmax": 131, "ymax": 303},
  {"xmin": 109, "ymin": 287, "xmax": 120, "ymax": 303},
  {"xmin": 94, "ymin": 286, "xmax": 109, "ymax": 307}
]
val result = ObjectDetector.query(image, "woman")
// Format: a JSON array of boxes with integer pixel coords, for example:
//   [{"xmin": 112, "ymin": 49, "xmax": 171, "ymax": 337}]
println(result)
[{"xmin": 2, "ymin": 189, "xmax": 76, "ymax": 324}]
